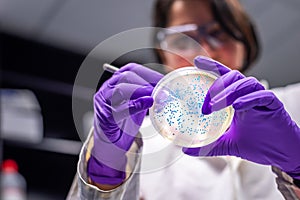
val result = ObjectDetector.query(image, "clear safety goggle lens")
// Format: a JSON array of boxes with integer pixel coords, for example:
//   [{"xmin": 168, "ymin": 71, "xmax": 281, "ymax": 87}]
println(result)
[{"xmin": 157, "ymin": 23, "xmax": 226, "ymax": 55}]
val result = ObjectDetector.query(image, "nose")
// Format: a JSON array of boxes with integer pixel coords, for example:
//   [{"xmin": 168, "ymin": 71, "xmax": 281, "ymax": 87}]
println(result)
[{"xmin": 199, "ymin": 40, "xmax": 217, "ymax": 60}]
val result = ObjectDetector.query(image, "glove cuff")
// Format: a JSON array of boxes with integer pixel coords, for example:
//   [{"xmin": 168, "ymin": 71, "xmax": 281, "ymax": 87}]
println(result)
[{"xmin": 87, "ymin": 155, "xmax": 126, "ymax": 185}]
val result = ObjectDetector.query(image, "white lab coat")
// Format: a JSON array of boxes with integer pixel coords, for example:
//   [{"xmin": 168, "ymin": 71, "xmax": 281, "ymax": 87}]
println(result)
[
  {"xmin": 139, "ymin": 117, "xmax": 284, "ymax": 200},
  {"xmin": 138, "ymin": 82, "xmax": 300, "ymax": 200}
]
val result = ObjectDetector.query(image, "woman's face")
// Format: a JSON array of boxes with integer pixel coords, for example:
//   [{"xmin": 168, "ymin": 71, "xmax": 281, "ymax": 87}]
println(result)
[{"xmin": 161, "ymin": 0, "xmax": 245, "ymax": 72}]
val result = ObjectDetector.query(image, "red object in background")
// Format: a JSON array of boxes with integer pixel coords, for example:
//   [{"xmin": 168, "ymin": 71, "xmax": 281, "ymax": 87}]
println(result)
[{"xmin": 1, "ymin": 159, "xmax": 19, "ymax": 173}]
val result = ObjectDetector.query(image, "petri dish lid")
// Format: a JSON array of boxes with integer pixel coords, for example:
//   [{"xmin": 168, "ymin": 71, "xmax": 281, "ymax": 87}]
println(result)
[{"xmin": 149, "ymin": 66, "xmax": 234, "ymax": 148}]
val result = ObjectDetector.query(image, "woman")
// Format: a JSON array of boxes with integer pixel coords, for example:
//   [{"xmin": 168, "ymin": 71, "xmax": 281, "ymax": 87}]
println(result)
[{"xmin": 67, "ymin": 0, "xmax": 300, "ymax": 199}]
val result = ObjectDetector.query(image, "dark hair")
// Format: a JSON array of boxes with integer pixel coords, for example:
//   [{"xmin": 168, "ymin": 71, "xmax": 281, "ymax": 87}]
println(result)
[{"xmin": 152, "ymin": 0, "xmax": 260, "ymax": 72}]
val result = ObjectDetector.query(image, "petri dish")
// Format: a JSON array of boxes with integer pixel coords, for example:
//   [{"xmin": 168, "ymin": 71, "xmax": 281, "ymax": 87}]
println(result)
[{"xmin": 149, "ymin": 66, "xmax": 234, "ymax": 148}]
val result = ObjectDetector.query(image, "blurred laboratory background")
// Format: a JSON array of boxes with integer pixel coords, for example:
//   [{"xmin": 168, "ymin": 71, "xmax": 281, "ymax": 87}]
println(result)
[{"xmin": 0, "ymin": 0, "xmax": 300, "ymax": 199}]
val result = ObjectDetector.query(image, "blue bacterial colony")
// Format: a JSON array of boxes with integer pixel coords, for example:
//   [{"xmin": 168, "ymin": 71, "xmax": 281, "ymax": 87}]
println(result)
[{"xmin": 149, "ymin": 67, "xmax": 233, "ymax": 147}]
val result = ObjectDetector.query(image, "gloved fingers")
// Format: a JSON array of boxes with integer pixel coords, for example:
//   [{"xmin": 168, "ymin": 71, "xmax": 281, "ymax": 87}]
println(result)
[
  {"xmin": 117, "ymin": 63, "xmax": 163, "ymax": 86},
  {"xmin": 111, "ymin": 83, "xmax": 153, "ymax": 105},
  {"xmin": 107, "ymin": 70, "xmax": 151, "ymax": 88},
  {"xmin": 112, "ymin": 96, "xmax": 153, "ymax": 122},
  {"xmin": 194, "ymin": 55, "xmax": 231, "ymax": 76},
  {"xmin": 233, "ymin": 90, "xmax": 283, "ymax": 111},
  {"xmin": 203, "ymin": 77, "xmax": 264, "ymax": 114},
  {"xmin": 208, "ymin": 70, "xmax": 245, "ymax": 94},
  {"xmin": 182, "ymin": 133, "xmax": 235, "ymax": 157},
  {"xmin": 202, "ymin": 70, "xmax": 245, "ymax": 114}
]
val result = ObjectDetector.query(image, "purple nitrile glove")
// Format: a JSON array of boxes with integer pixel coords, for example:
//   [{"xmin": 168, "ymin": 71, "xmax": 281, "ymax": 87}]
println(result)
[
  {"xmin": 183, "ymin": 56, "xmax": 300, "ymax": 179},
  {"xmin": 87, "ymin": 63, "xmax": 163, "ymax": 185}
]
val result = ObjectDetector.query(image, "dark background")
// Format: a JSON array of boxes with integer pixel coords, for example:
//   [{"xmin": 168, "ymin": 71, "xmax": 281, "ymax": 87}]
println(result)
[{"xmin": 1, "ymin": 32, "xmax": 85, "ymax": 199}]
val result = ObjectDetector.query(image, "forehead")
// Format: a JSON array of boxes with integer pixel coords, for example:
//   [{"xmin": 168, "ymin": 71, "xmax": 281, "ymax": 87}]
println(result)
[{"xmin": 167, "ymin": 0, "xmax": 213, "ymax": 27}]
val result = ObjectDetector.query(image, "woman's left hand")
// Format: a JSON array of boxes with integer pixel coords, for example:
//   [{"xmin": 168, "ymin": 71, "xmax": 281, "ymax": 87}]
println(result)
[{"xmin": 183, "ymin": 56, "xmax": 300, "ymax": 179}]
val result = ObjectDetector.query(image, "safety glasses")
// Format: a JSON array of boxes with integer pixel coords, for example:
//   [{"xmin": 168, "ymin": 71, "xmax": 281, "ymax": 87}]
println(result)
[{"xmin": 156, "ymin": 22, "xmax": 230, "ymax": 55}]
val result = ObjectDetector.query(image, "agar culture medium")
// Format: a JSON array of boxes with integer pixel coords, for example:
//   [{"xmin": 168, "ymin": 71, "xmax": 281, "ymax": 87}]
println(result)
[{"xmin": 149, "ymin": 67, "xmax": 234, "ymax": 148}]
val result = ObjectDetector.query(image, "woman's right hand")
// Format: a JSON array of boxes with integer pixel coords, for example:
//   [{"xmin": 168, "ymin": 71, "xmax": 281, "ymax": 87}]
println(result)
[{"xmin": 88, "ymin": 63, "xmax": 163, "ymax": 186}]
